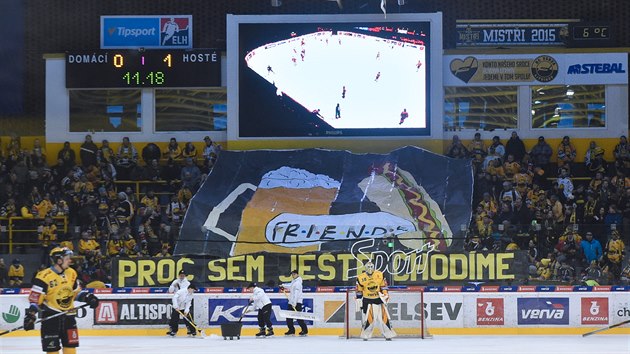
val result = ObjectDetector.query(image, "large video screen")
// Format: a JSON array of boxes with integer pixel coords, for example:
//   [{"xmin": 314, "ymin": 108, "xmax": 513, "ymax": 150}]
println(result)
[{"xmin": 228, "ymin": 14, "xmax": 440, "ymax": 138}]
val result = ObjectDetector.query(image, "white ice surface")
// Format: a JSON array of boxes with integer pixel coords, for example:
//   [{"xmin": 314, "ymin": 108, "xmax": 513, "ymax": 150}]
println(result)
[{"xmin": 1, "ymin": 335, "xmax": 629, "ymax": 354}]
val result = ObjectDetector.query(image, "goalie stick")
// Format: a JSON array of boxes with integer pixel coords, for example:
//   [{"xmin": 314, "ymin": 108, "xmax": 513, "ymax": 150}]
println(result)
[
  {"xmin": 279, "ymin": 287, "xmax": 321, "ymax": 321},
  {"xmin": 0, "ymin": 303, "xmax": 91, "ymax": 336},
  {"xmin": 582, "ymin": 319, "xmax": 630, "ymax": 337},
  {"xmin": 278, "ymin": 309, "xmax": 321, "ymax": 322}
]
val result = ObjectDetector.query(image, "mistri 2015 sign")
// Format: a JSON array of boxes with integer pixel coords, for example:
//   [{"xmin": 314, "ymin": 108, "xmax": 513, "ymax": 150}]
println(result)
[{"xmin": 456, "ymin": 20, "xmax": 574, "ymax": 47}]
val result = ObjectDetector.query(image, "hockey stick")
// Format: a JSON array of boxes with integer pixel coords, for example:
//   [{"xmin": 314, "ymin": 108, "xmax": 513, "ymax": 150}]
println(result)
[
  {"xmin": 582, "ymin": 319, "xmax": 630, "ymax": 337},
  {"xmin": 0, "ymin": 303, "xmax": 91, "ymax": 336},
  {"xmin": 238, "ymin": 304, "xmax": 251, "ymax": 322},
  {"xmin": 278, "ymin": 309, "xmax": 321, "ymax": 322},
  {"xmin": 279, "ymin": 288, "xmax": 319, "ymax": 321},
  {"xmin": 175, "ymin": 309, "xmax": 207, "ymax": 338}
]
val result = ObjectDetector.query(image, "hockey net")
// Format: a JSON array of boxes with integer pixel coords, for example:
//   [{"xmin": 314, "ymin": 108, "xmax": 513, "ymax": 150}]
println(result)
[{"xmin": 344, "ymin": 289, "xmax": 432, "ymax": 339}]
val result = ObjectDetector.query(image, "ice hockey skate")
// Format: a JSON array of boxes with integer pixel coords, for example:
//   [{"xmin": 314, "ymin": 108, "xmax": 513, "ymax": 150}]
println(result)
[{"xmin": 255, "ymin": 327, "xmax": 266, "ymax": 338}]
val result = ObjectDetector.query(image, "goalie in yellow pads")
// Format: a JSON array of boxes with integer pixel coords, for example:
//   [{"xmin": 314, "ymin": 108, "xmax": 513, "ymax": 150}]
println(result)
[{"xmin": 356, "ymin": 261, "xmax": 396, "ymax": 341}]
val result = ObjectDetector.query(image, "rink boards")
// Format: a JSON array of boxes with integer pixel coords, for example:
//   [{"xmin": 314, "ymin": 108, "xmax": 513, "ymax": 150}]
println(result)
[{"xmin": 1, "ymin": 290, "xmax": 630, "ymax": 336}]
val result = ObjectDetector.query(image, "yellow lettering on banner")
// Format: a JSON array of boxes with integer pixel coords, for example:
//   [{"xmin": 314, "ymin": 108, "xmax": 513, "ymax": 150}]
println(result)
[
  {"xmin": 156, "ymin": 259, "xmax": 175, "ymax": 284},
  {"xmin": 450, "ymin": 253, "xmax": 468, "ymax": 280},
  {"xmin": 338, "ymin": 253, "xmax": 359, "ymax": 281},
  {"xmin": 227, "ymin": 256, "xmax": 245, "ymax": 281},
  {"xmin": 115, "ymin": 252, "xmax": 517, "ymax": 286},
  {"xmin": 137, "ymin": 259, "xmax": 157, "ymax": 286},
  {"xmin": 299, "ymin": 255, "xmax": 316, "ymax": 280},
  {"xmin": 117, "ymin": 260, "xmax": 136, "ymax": 287},
  {"xmin": 208, "ymin": 255, "xmax": 265, "ymax": 282},
  {"xmin": 246, "ymin": 255, "xmax": 264, "ymax": 283},
  {"xmin": 317, "ymin": 254, "xmax": 336, "ymax": 281},
  {"xmin": 469, "ymin": 253, "xmax": 475, "ymax": 279},
  {"xmin": 208, "ymin": 259, "xmax": 226, "ymax": 281},
  {"xmin": 496, "ymin": 253, "xmax": 514, "ymax": 279},
  {"xmin": 476, "ymin": 253, "xmax": 494, "ymax": 280},
  {"xmin": 430, "ymin": 254, "xmax": 449, "ymax": 280}
]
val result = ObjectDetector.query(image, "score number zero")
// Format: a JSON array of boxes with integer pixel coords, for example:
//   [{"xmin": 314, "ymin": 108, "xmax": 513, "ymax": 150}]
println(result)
[{"xmin": 114, "ymin": 53, "xmax": 172, "ymax": 86}]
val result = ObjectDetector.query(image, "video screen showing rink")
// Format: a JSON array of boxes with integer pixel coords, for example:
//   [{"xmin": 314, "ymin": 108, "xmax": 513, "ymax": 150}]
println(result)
[
  {"xmin": 236, "ymin": 18, "xmax": 432, "ymax": 137},
  {"xmin": 2, "ymin": 335, "xmax": 629, "ymax": 354}
]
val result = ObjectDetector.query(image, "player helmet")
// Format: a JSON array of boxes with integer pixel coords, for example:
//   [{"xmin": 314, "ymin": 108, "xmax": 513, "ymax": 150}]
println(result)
[
  {"xmin": 50, "ymin": 247, "xmax": 73, "ymax": 263},
  {"xmin": 365, "ymin": 261, "xmax": 375, "ymax": 275}
]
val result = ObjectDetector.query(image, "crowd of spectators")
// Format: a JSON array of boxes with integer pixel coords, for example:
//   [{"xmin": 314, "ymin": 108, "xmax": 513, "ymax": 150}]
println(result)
[
  {"xmin": 447, "ymin": 132, "xmax": 630, "ymax": 285},
  {"xmin": 0, "ymin": 132, "xmax": 628, "ymax": 288},
  {"xmin": 0, "ymin": 134, "xmax": 221, "ymax": 288}
]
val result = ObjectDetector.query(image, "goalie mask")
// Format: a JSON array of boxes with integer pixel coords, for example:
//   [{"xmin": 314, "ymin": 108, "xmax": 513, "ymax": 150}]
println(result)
[{"xmin": 365, "ymin": 261, "xmax": 375, "ymax": 275}]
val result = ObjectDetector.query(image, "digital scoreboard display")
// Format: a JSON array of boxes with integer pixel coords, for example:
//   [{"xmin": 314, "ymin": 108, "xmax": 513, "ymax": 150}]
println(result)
[
  {"xmin": 233, "ymin": 18, "xmax": 434, "ymax": 138},
  {"xmin": 65, "ymin": 49, "xmax": 221, "ymax": 88}
]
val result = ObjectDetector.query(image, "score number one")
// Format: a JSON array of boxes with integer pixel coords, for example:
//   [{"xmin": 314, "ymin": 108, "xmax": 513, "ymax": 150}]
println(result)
[{"xmin": 163, "ymin": 53, "xmax": 172, "ymax": 67}]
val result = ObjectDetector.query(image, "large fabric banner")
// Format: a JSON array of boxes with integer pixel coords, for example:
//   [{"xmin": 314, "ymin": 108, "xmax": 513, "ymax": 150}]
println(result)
[
  {"xmin": 111, "ymin": 251, "xmax": 530, "ymax": 287},
  {"xmin": 177, "ymin": 147, "xmax": 473, "ymax": 259}
]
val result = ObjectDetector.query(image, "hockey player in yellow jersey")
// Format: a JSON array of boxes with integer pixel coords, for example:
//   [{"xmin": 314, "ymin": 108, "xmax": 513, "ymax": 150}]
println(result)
[
  {"xmin": 25, "ymin": 247, "xmax": 99, "ymax": 354},
  {"xmin": 356, "ymin": 261, "xmax": 396, "ymax": 341}
]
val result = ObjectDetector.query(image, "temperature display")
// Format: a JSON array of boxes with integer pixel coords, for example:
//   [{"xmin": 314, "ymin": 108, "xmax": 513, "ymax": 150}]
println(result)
[
  {"xmin": 66, "ymin": 49, "xmax": 221, "ymax": 88},
  {"xmin": 572, "ymin": 25, "xmax": 610, "ymax": 39},
  {"xmin": 568, "ymin": 23, "xmax": 613, "ymax": 47}
]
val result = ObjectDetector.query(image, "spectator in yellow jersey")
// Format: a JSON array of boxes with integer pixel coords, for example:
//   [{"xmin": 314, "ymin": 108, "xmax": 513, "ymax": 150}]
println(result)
[
  {"xmin": 557, "ymin": 136, "xmax": 577, "ymax": 173},
  {"xmin": 78, "ymin": 230, "xmax": 101, "ymax": 263},
  {"xmin": 164, "ymin": 137, "xmax": 182, "ymax": 163},
  {"xmin": 38, "ymin": 216, "xmax": 57, "ymax": 265},
  {"xmin": 181, "ymin": 142, "xmax": 197, "ymax": 161},
  {"xmin": 116, "ymin": 137, "xmax": 138, "ymax": 180},
  {"xmin": 36, "ymin": 193, "xmax": 54, "ymax": 218},
  {"xmin": 8, "ymin": 258, "xmax": 25, "ymax": 287},
  {"xmin": 604, "ymin": 230, "xmax": 626, "ymax": 283},
  {"xmin": 106, "ymin": 233, "xmax": 125, "ymax": 257},
  {"xmin": 140, "ymin": 190, "xmax": 159, "ymax": 212}
]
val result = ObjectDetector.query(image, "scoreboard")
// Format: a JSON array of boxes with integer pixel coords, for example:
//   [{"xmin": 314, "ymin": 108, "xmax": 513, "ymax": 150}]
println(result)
[{"xmin": 65, "ymin": 49, "xmax": 221, "ymax": 88}]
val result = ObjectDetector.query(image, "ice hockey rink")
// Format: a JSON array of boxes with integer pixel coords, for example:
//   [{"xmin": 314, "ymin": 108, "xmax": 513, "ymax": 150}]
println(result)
[{"xmin": 2, "ymin": 334, "xmax": 629, "ymax": 354}]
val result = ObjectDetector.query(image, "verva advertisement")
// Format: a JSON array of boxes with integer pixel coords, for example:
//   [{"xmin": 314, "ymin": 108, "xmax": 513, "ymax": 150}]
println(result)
[{"xmin": 517, "ymin": 298, "xmax": 569, "ymax": 325}]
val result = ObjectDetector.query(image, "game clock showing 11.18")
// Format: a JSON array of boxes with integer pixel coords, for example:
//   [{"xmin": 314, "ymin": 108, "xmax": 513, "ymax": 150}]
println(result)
[{"xmin": 65, "ymin": 49, "xmax": 221, "ymax": 88}]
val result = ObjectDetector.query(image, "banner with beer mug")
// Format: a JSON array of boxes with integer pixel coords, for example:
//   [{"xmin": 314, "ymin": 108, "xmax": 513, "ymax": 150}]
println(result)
[{"xmin": 176, "ymin": 147, "xmax": 473, "ymax": 260}]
